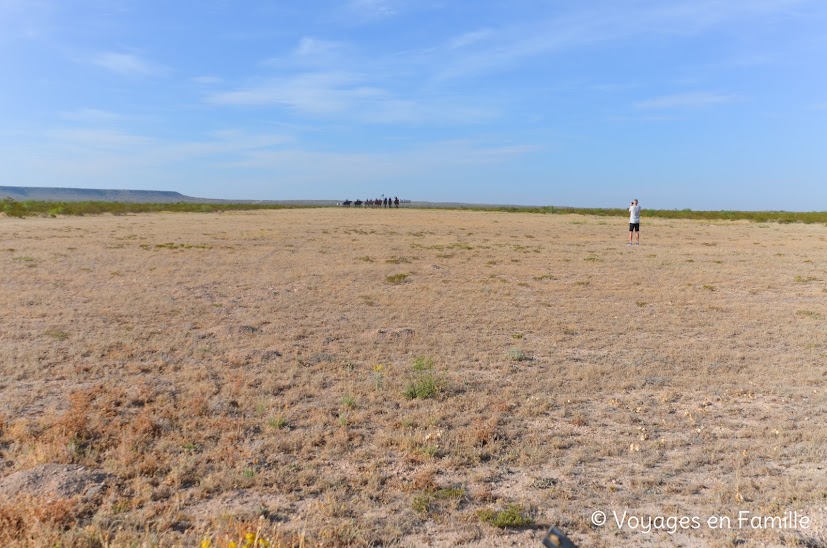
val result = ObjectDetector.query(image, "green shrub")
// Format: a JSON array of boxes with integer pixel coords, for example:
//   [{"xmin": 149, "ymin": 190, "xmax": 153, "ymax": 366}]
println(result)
[
  {"xmin": 386, "ymin": 273, "xmax": 409, "ymax": 284},
  {"xmin": 412, "ymin": 356, "xmax": 433, "ymax": 372},
  {"xmin": 478, "ymin": 504, "xmax": 534, "ymax": 528},
  {"xmin": 404, "ymin": 376, "xmax": 440, "ymax": 400},
  {"xmin": 507, "ymin": 348, "xmax": 533, "ymax": 362},
  {"xmin": 434, "ymin": 487, "xmax": 465, "ymax": 500},
  {"xmin": 412, "ymin": 495, "xmax": 432, "ymax": 513},
  {"xmin": 412, "ymin": 487, "xmax": 465, "ymax": 514},
  {"xmin": 404, "ymin": 356, "xmax": 444, "ymax": 399},
  {"xmin": 45, "ymin": 329, "xmax": 69, "ymax": 341},
  {"xmin": 268, "ymin": 415, "xmax": 288, "ymax": 429}
]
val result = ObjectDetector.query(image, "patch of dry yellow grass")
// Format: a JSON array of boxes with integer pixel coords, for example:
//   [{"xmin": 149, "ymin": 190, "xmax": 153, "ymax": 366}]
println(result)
[{"xmin": 1, "ymin": 209, "xmax": 826, "ymax": 546}]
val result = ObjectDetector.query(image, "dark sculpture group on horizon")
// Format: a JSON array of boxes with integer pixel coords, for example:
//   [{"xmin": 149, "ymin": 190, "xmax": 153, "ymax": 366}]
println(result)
[{"xmin": 340, "ymin": 196, "xmax": 400, "ymax": 208}]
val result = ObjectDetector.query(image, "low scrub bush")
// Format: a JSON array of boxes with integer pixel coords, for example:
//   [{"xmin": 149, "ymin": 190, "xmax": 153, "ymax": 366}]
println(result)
[
  {"xmin": 403, "ymin": 357, "xmax": 444, "ymax": 399},
  {"xmin": 478, "ymin": 504, "xmax": 534, "ymax": 528},
  {"xmin": 386, "ymin": 273, "xmax": 409, "ymax": 284},
  {"xmin": 507, "ymin": 348, "xmax": 533, "ymax": 362}
]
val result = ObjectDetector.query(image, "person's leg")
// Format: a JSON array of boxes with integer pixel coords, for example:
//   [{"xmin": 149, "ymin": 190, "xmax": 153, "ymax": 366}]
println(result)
[{"xmin": 636, "ymin": 226, "xmax": 640, "ymax": 244}]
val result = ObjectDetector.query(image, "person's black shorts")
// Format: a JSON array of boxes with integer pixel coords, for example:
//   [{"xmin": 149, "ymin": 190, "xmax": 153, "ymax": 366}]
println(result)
[{"xmin": 629, "ymin": 223, "xmax": 640, "ymax": 232}]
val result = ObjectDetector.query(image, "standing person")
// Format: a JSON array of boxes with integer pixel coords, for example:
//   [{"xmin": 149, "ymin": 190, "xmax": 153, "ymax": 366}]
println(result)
[{"xmin": 628, "ymin": 199, "xmax": 641, "ymax": 245}]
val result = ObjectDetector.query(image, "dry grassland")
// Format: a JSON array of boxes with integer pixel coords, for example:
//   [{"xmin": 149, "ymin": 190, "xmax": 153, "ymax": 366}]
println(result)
[{"xmin": 1, "ymin": 208, "xmax": 826, "ymax": 547}]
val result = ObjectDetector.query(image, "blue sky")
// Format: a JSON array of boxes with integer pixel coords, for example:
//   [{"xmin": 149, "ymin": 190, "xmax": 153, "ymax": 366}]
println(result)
[{"xmin": 1, "ymin": 0, "xmax": 826, "ymax": 209}]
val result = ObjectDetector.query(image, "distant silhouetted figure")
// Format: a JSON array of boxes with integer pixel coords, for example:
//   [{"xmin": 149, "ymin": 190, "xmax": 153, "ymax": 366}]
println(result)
[{"xmin": 394, "ymin": 196, "xmax": 399, "ymax": 208}]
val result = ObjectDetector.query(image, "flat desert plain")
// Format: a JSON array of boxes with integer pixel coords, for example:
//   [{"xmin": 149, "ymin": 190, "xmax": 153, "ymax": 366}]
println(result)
[{"xmin": 1, "ymin": 208, "xmax": 826, "ymax": 547}]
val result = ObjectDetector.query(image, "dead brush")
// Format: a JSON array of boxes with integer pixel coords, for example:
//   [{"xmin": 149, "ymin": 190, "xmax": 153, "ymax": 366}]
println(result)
[
  {"xmin": 0, "ymin": 496, "xmax": 84, "ymax": 544},
  {"xmin": 412, "ymin": 486, "xmax": 466, "ymax": 514},
  {"xmin": 200, "ymin": 518, "xmax": 308, "ymax": 548},
  {"xmin": 448, "ymin": 415, "xmax": 505, "ymax": 464},
  {"xmin": 43, "ymin": 387, "xmax": 111, "ymax": 464}
]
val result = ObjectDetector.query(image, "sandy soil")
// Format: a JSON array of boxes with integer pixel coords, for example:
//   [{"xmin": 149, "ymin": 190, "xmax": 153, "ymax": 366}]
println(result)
[{"xmin": 1, "ymin": 208, "xmax": 825, "ymax": 546}]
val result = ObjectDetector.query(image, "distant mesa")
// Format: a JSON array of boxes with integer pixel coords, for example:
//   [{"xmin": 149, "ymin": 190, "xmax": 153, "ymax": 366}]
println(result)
[
  {"xmin": 1, "ymin": 186, "xmax": 534, "ymax": 210},
  {"xmin": 0, "ymin": 186, "xmax": 344, "ymax": 206},
  {"xmin": 0, "ymin": 186, "xmax": 208, "ymax": 203}
]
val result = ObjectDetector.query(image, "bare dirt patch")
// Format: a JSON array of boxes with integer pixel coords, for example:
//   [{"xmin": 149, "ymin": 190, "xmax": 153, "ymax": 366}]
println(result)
[
  {"xmin": 1, "ymin": 209, "xmax": 826, "ymax": 546},
  {"xmin": 0, "ymin": 463, "xmax": 110, "ymax": 501}
]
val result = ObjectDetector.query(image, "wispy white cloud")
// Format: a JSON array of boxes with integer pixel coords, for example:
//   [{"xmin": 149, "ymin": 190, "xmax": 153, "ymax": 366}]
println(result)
[
  {"xmin": 45, "ymin": 128, "xmax": 152, "ymax": 148},
  {"xmin": 427, "ymin": 12, "xmax": 623, "ymax": 82},
  {"xmin": 34, "ymin": 127, "xmax": 292, "ymax": 169},
  {"xmin": 346, "ymin": 0, "xmax": 397, "ymax": 21},
  {"xmin": 226, "ymin": 139, "xmax": 540, "ymax": 183},
  {"xmin": 588, "ymin": 82, "xmax": 642, "ymax": 93},
  {"xmin": 447, "ymin": 29, "xmax": 495, "ymax": 50},
  {"xmin": 641, "ymin": 0, "xmax": 808, "ymax": 33},
  {"xmin": 210, "ymin": 33, "xmax": 501, "ymax": 124},
  {"xmin": 609, "ymin": 113, "xmax": 684, "ymax": 123},
  {"xmin": 91, "ymin": 51, "xmax": 165, "ymax": 76},
  {"xmin": 208, "ymin": 72, "xmax": 373, "ymax": 113},
  {"xmin": 206, "ymin": 129, "xmax": 292, "ymax": 150},
  {"xmin": 208, "ymin": 69, "xmax": 497, "ymax": 124},
  {"xmin": 634, "ymin": 91, "xmax": 738, "ymax": 109},
  {"xmin": 295, "ymin": 37, "xmax": 346, "ymax": 57},
  {"xmin": 4, "ymin": 126, "xmax": 534, "ymax": 198},
  {"xmin": 263, "ymin": 36, "xmax": 353, "ymax": 70},
  {"xmin": 428, "ymin": 0, "xmax": 811, "ymax": 81},
  {"xmin": 0, "ymin": 126, "xmax": 293, "ymax": 189},
  {"xmin": 0, "ymin": 0, "xmax": 53, "ymax": 38},
  {"xmin": 366, "ymin": 100, "xmax": 496, "ymax": 124}
]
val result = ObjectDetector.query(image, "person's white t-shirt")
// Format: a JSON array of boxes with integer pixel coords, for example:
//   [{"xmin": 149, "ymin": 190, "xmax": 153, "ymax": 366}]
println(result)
[{"xmin": 629, "ymin": 205, "xmax": 641, "ymax": 223}]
